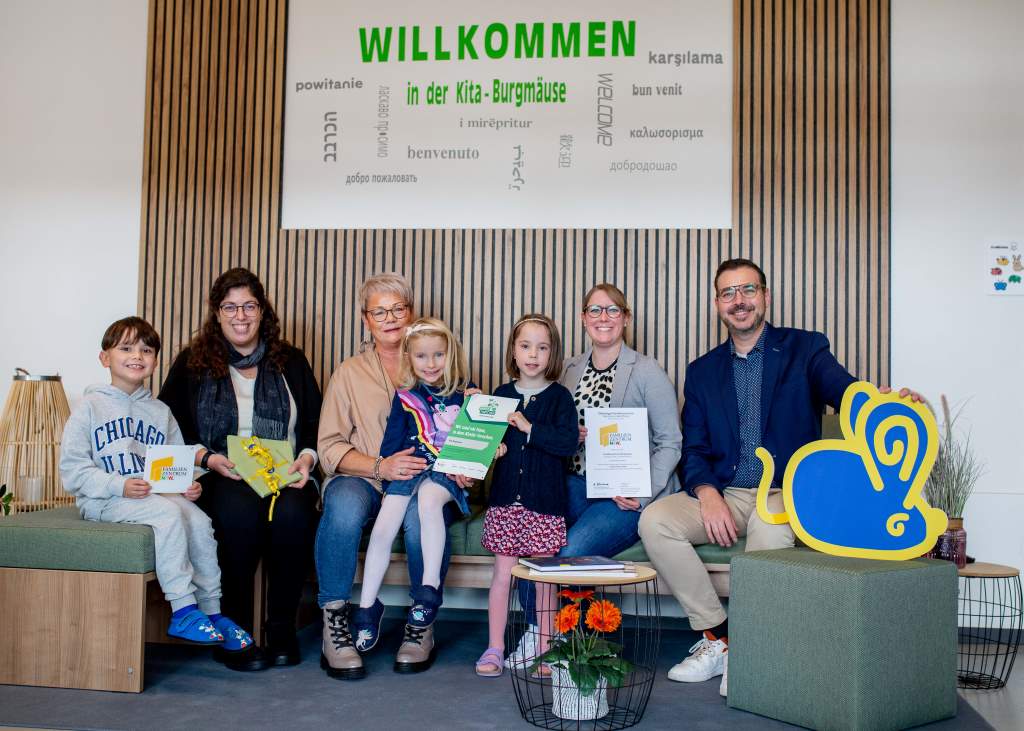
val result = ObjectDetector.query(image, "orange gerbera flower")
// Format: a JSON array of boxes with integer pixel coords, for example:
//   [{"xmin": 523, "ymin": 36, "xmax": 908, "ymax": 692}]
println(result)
[
  {"xmin": 558, "ymin": 589, "xmax": 595, "ymax": 602},
  {"xmin": 585, "ymin": 599, "xmax": 622, "ymax": 633},
  {"xmin": 554, "ymin": 603, "xmax": 581, "ymax": 634}
]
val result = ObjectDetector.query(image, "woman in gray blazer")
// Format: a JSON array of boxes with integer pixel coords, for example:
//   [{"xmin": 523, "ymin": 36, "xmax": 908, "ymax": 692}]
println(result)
[{"xmin": 512, "ymin": 283, "xmax": 682, "ymax": 663}]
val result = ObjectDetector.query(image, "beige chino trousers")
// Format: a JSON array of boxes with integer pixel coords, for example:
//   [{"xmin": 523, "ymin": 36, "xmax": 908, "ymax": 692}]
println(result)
[{"xmin": 638, "ymin": 487, "xmax": 794, "ymax": 631}]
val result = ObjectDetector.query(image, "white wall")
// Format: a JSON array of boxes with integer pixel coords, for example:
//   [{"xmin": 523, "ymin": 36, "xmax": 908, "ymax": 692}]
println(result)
[
  {"xmin": 892, "ymin": 1, "xmax": 1024, "ymax": 569},
  {"xmin": 0, "ymin": 1, "xmax": 148, "ymax": 409}
]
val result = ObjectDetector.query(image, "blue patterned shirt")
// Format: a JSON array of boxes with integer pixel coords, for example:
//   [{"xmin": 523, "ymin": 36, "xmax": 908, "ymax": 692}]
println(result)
[{"xmin": 730, "ymin": 328, "xmax": 768, "ymax": 488}]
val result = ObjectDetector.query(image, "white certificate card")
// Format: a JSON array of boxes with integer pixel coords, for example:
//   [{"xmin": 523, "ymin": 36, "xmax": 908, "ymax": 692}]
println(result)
[
  {"xmin": 584, "ymin": 408, "xmax": 652, "ymax": 499},
  {"xmin": 144, "ymin": 445, "xmax": 197, "ymax": 493}
]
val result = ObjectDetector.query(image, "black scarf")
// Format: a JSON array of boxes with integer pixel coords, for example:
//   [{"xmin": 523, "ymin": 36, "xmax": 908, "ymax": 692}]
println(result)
[{"xmin": 196, "ymin": 339, "xmax": 290, "ymax": 453}]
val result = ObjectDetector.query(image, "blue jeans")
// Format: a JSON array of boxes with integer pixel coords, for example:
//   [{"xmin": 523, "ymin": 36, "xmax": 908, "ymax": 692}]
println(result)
[
  {"xmin": 519, "ymin": 474, "xmax": 642, "ymax": 621},
  {"xmin": 314, "ymin": 475, "xmax": 455, "ymax": 607}
]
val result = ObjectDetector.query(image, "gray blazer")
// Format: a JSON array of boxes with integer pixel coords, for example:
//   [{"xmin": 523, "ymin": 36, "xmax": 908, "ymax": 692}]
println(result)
[{"xmin": 561, "ymin": 344, "xmax": 683, "ymax": 506}]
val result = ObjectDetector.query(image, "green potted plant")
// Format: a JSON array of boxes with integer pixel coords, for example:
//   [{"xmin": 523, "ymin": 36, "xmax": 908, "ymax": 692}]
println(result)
[
  {"xmin": 923, "ymin": 395, "xmax": 986, "ymax": 567},
  {"xmin": 530, "ymin": 589, "xmax": 634, "ymax": 720}
]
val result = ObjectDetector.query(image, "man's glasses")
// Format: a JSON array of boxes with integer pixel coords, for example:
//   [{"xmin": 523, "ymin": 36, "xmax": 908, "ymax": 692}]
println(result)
[
  {"xmin": 365, "ymin": 303, "xmax": 410, "ymax": 322},
  {"xmin": 219, "ymin": 302, "xmax": 260, "ymax": 317},
  {"xmin": 717, "ymin": 283, "xmax": 763, "ymax": 303},
  {"xmin": 584, "ymin": 305, "xmax": 625, "ymax": 319}
]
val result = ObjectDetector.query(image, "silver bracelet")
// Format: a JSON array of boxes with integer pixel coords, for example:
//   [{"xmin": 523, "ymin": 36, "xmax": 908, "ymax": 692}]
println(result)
[{"xmin": 372, "ymin": 456, "xmax": 384, "ymax": 481}]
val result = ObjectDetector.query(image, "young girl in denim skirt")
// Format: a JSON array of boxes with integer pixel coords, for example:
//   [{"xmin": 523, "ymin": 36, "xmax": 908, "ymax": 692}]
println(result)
[
  {"xmin": 475, "ymin": 314, "xmax": 578, "ymax": 677},
  {"xmin": 351, "ymin": 317, "xmax": 475, "ymax": 667}
]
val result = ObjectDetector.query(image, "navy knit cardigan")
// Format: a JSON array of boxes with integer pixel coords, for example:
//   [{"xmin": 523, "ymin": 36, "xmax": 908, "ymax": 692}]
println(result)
[{"xmin": 487, "ymin": 381, "xmax": 579, "ymax": 517}]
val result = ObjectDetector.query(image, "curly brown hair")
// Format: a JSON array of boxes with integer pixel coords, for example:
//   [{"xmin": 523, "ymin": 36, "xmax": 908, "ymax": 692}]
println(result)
[{"xmin": 186, "ymin": 268, "xmax": 289, "ymax": 378}]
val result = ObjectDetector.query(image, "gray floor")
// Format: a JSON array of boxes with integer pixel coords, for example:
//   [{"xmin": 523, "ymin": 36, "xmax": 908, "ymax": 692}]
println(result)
[{"xmin": 0, "ymin": 609, "xmax": 1004, "ymax": 730}]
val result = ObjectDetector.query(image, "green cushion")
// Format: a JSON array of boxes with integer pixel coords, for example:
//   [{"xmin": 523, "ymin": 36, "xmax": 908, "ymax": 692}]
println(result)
[
  {"xmin": 461, "ymin": 509, "xmax": 491, "ymax": 556},
  {"xmin": 728, "ymin": 548, "xmax": 958, "ymax": 730},
  {"xmin": 0, "ymin": 506, "xmax": 155, "ymax": 574}
]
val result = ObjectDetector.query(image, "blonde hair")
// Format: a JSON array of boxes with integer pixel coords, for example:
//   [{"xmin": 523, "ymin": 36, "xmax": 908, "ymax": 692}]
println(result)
[
  {"xmin": 398, "ymin": 317, "xmax": 470, "ymax": 397},
  {"xmin": 358, "ymin": 272, "xmax": 414, "ymax": 312},
  {"xmin": 505, "ymin": 314, "xmax": 564, "ymax": 381}
]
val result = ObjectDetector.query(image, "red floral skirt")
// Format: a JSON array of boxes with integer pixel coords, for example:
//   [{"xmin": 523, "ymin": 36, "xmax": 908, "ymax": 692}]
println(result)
[{"xmin": 481, "ymin": 504, "xmax": 567, "ymax": 557}]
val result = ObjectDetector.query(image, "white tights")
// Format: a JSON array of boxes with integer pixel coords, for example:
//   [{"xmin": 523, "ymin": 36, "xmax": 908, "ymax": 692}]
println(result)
[{"xmin": 359, "ymin": 479, "xmax": 453, "ymax": 607}]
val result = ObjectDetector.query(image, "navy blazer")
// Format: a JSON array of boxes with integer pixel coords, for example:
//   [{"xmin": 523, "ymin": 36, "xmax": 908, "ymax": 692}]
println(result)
[{"xmin": 680, "ymin": 323, "xmax": 856, "ymax": 495}]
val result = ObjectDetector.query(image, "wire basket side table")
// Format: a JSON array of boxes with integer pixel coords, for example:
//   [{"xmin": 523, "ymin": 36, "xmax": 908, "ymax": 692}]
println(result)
[
  {"xmin": 508, "ymin": 564, "xmax": 660, "ymax": 730},
  {"xmin": 957, "ymin": 562, "xmax": 1022, "ymax": 689}
]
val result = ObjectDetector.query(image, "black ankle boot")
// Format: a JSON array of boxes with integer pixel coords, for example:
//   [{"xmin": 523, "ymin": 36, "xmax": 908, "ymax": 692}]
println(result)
[{"xmin": 266, "ymin": 621, "xmax": 301, "ymax": 667}]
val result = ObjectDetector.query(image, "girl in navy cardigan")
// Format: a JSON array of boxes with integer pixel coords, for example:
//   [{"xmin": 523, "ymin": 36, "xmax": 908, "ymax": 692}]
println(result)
[{"xmin": 475, "ymin": 315, "xmax": 578, "ymax": 677}]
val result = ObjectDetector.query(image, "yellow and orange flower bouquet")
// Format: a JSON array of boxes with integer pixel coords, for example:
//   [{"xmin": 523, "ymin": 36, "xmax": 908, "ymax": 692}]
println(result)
[{"xmin": 530, "ymin": 589, "xmax": 634, "ymax": 695}]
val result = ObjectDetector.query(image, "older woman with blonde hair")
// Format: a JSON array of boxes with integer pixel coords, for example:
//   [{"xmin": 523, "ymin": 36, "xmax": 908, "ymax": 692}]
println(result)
[{"xmin": 314, "ymin": 273, "xmax": 456, "ymax": 679}]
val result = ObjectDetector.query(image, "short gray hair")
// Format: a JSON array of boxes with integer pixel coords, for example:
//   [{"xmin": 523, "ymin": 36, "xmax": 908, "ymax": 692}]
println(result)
[{"xmin": 358, "ymin": 272, "xmax": 414, "ymax": 311}]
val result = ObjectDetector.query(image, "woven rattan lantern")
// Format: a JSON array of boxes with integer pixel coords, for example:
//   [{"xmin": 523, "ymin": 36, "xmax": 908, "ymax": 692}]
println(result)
[{"xmin": 0, "ymin": 369, "xmax": 72, "ymax": 514}]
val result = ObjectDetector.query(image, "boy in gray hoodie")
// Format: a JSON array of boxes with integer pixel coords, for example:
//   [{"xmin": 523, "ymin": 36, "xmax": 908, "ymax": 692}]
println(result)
[{"xmin": 59, "ymin": 317, "xmax": 251, "ymax": 650}]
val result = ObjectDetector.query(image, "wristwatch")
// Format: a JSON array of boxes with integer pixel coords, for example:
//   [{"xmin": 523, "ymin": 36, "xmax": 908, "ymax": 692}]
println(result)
[{"xmin": 200, "ymin": 450, "xmax": 215, "ymax": 470}]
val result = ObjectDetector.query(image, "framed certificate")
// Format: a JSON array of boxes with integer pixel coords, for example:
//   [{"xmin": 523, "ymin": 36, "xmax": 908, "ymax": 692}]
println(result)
[{"xmin": 584, "ymin": 408, "xmax": 652, "ymax": 499}]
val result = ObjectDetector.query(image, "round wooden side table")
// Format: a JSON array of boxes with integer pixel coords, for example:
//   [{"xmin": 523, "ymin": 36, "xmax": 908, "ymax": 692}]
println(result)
[
  {"xmin": 507, "ymin": 564, "xmax": 660, "ymax": 729},
  {"xmin": 957, "ymin": 562, "xmax": 1022, "ymax": 689}
]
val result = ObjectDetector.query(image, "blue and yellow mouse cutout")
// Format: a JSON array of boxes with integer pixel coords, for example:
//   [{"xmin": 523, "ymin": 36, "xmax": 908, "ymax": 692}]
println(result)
[{"xmin": 755, "ymin": 381, "xmax": 948, "ymax": 561}]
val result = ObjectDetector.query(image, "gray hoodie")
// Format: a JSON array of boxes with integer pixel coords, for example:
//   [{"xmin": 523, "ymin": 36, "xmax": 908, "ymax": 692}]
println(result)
[{"xmin": 59, "ymin": 383, "xmax": 185, "ymax": 518}]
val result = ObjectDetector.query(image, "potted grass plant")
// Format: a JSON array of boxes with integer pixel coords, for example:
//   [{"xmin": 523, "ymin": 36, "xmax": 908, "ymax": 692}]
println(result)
[{"xmin": 924, "ymin": 395, "xmax": 986, "ymax": 568}]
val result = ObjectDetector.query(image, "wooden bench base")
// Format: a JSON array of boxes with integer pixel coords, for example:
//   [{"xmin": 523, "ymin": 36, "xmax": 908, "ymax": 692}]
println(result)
[
  {"xmin": 0, "ymin": 566, "xmax": 153, "ymax": 693},
  {"xmin": 364, "ymin": 553, "xmax": 732, "ymax": 598}
]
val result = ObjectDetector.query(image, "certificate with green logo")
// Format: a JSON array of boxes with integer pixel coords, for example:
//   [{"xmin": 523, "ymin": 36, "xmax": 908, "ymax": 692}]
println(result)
[
  {"xmin": 584, "ymin": 408, "xmax": 652, "ymax": 498},
  {"xmin": 434, "ymin": 394, "xmax": 520, "ymax": 479}
]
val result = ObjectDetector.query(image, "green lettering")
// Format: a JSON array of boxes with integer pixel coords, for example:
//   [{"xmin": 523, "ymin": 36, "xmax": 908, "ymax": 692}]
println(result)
[
  {"xmin": 434, "ymin": 25, "xmax": 451, "ymax": 60},
  {"xmin": 484, "ymin": 23, "xmax": 508, "ymax": 59},
  {"xmin": 358, "ymin": 27, "xmax": 392, "ymax": 62},
  {"xmin": 411, "ymin": 26, "xmax": 427, "ymax": 61},
  {"xmin": 514, "ymin": 22, "xmax": 544, "ymax": 58},
  {"xmin": 551, "ymin": 22, "xmax": 580, "ymax": 58},
  {"xmin": 458, "ymin": 24, "xmax": 479, "ymax": 60},
  {"xmin": 588, "ymin": 22, "xmax": 606, "ymax": 57},
  {"xmin": 611, "ymin": 20, "xmax": 636, "ymax": 56}
]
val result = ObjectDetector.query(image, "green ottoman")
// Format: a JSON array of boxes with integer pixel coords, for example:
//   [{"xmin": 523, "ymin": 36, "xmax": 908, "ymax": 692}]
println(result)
[{"xmin": 728, "ymin": 548, "xmax": 958, "ymax": 730}]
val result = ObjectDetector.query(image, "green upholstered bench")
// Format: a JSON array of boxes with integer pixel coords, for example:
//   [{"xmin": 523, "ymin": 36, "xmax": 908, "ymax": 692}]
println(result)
[
  {"xmin": 0, "ymin": 506, "xmax": 160, "ymax": 692},
  {"xmin": 728, "ymin": 548, "xmax": 958, "ymax": 730}
]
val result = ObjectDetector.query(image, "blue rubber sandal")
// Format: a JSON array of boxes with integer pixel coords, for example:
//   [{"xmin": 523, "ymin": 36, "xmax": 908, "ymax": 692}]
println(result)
[
  {"xmin": 212, "ymin": 615, "xmax": 253, "ymax": 651},
  {"xmin": 167, "ymin": 609, "xmax": 223, "ymax": 644}
]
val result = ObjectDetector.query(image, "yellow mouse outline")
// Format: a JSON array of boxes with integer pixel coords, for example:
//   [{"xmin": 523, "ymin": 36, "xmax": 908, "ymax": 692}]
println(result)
[{"xmin": 755, "ymin": 381, "xmax": 948, "ymax": 560}]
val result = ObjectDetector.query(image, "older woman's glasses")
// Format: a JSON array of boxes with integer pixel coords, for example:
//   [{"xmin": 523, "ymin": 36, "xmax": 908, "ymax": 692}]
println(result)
[
  {"xmin": 584, "ymin": 305, "xmax": 624, "ymax": 319},
  {"xmin": 717, "ymin": 283, "xmax": 762, "ymax": 303},
  {"xmin": 219, "ymin": 302, "xmax": 261, "ymax": 317},
  {"xmin": 365, "ymin": 303, "xmax": 410, "ymax": 322}
]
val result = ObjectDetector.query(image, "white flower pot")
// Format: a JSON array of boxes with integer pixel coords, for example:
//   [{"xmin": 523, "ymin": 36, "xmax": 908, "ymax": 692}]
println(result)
[{"xmin": 551, "ymin": 665, "xmax": 609, "ymax": 720}]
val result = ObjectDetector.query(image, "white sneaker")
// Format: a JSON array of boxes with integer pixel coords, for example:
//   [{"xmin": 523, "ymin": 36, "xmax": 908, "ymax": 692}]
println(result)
[
  {"xmin": 505, "ymin": 624, "xmax": 539, "ymax": 668},
  {"xmin": 667, "ymin": 631, "xmax": 728, "ymax": 683},
  {"xmin": 719, "ymin": 652, "xmax": 728, "ymax": 696}
]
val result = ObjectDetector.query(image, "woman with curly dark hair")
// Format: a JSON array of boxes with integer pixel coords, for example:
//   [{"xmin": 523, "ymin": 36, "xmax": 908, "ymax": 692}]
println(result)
[{"xmin": 159, "ymin": 267, "xmax": 322, "ymax": 672}]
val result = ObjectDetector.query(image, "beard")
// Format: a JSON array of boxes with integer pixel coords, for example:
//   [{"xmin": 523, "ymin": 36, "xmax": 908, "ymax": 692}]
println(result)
[{"xmin": 721, "ymin": 302, "xmax": 765, "ymax": 336}]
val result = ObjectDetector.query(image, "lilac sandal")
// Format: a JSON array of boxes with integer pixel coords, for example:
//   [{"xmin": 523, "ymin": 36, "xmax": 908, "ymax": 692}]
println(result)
[{"xmin": 475, "ymin": 647, "xmax": 505, "ymax": 677}]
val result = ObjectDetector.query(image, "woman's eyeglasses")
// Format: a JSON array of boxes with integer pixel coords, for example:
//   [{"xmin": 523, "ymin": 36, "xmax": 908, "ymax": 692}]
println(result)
[
  {"xmin": 365, "ymin": 303, "xmax": 410, "ymax": 322},
  {"xmin": 219, "ymin": 302, "xmax": 260, "ymax": 317},
  {"xmin": 583, "ymin": 305, "xmax": 625, "ymax": 319}
]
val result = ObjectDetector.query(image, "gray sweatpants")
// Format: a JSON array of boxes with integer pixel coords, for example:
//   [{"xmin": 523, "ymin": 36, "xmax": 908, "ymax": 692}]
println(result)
[{"xmin": 95, "ymin": 494, "xmax": 222, "ymax": 613}]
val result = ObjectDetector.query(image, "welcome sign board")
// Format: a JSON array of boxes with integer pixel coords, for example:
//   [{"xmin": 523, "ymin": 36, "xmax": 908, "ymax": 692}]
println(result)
[{"xmin": 282, "ymin": 0, "xmax": 732, "ymax": 229}]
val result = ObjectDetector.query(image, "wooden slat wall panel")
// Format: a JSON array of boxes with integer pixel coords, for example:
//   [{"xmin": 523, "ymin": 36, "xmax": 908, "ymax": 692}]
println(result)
[{"xmin": 139, "ymin": 0, "xmax": 890, "ymax": 402}]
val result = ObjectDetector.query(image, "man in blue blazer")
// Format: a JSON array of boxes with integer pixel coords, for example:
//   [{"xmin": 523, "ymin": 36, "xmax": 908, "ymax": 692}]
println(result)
[{"xmin": 639, "ymin": 257, "xmax": 917, "ymax": 696}]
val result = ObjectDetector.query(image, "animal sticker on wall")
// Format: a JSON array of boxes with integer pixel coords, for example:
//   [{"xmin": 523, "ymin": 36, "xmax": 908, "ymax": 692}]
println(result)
[
  {"xmin": 987, "ymin": 243, "xmax": 1024, "ymax": 296},
  {"xmin": 755, "ymin": 381, "xmax": 948, "ymax": 560}
]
